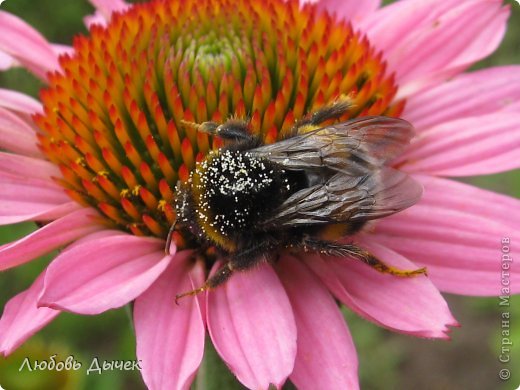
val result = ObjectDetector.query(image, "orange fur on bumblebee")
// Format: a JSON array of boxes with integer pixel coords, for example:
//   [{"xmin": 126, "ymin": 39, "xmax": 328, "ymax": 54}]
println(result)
[{"xmin": 166, "ymin": 98, "xmax": 426, "ymax": 301}]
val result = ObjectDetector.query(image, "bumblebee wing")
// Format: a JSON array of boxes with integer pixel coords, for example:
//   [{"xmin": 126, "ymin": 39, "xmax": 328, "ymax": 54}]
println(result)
[
  {"xmin": 260, "ymin": 168, "xmax": 422, "ymax": 227},
  {"xmin": 250, "ymin": 116, "xmax": 414, "ymax": 173}
]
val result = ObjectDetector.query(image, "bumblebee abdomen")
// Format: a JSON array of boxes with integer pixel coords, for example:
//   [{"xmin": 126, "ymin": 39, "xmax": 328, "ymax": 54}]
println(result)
[{"xmin": 192, "ymin": 149, "xmax": 294, "ymax": 250}]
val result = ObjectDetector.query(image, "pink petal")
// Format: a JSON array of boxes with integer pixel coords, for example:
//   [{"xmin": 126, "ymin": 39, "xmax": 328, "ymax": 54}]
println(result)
[
  {"xmin": 0, "ymin": 106, "xmax": 34, "ymax": 134},
  {"xmin": 88, "ymin": 0, "xmax": 129, "ymax": 20},
  {"xmin": 276, "ymin": 256, "xmax": 359, "ymax": 390},
  {"xmin": 67, "ymin": 230, "xmax": 142, "ymax": 253},
  {"xmin": 361, "ymin": 0, "xmax": 509, "ymax": 97},
  {"xmin": 0, "ymin": 11, "xmax": 60, "ymax": 79},
  {"xmin": 68, "ymin": 229, "xmax": 132, "ymax": 247},
  {"xmin": 306, "ymin": 245, "xmax": 457, "ymax": 338},
  {"xmin": 372, "ymin": 206, "xmax": 506, "ymax": 268},
  {"xmin": 360, "ymin": 0, "xmax": 458, "ymax": 51},
  {"xmin": 0, "ymin": 172, "xmax": 72, "ymax": 224},
  {"xmin": 416, "ymin": 265, "xmax": 519, "ymax": 298},
  {"xmin": 0, "ymin": 271, "xmax": 60, "ymax": 356},
  {"xmin": 399, "ymin": 113, "xmax": 520, "ymax": 176},
  {"xmin": 0, "ymin": 89, "xmax": 42, "ymax": 115},
  {"xmin": 0, "ymin": 51, "xmax": 14, "ymax": 70},
  {"xmin": 415, "ymin": 175, "xmax": 520, "ymax": 230},
  {"xmin": 0, "ymin": 208, "xmax": 102, "ymax": 271},
  {"xmin": 50, "ymin": 43, "xmax": 75, "ymax": 58},
  {"xmin": 0, "ymin": 107, "xmax": 41, "ymax": 157},
  {"xmin": 0, "ymin": 172, "xmax": 66, "ymax": 200},
  {"xmin": 207, "ymin": 262, "xmax": 297, "ymax": 389},
  {"xmin": 135, "ymin": 252, "xmax": 206, "ymax": 390},
  {"xmin": 370, "ymin": 175, "xmax": 520, "ymax": 295},
  {"xmin": 305, "ymin": 0, "xmax": 380, "ymax": 24},
  {"xmin": 38, "ymin": 235, "xmax": 170, "ymax": 314},
  {"xmin": 0, "ymin": 151, "xmax": 60, "ymax": 180},
  {"xmin": 0, "ymin": 201, "xmax": 80, "ymax": 225},
  {"xmin": 84, "ymin": 11, "xmax": 108, "ymax": 28},
  {"xmin": 404, "ymin": 66, "xmax": 520, "ymax": 130}
]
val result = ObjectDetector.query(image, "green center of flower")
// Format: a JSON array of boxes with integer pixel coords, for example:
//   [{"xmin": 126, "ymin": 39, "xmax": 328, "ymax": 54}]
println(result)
[{"xmin": 34, "ymin": 0, "xmax": 403, "ymax": 241}]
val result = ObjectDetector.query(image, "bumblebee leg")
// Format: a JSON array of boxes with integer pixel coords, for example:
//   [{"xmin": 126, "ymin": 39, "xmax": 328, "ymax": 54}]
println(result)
[
  {"xmin": 175, "ymin": 239, "xmax": 277, "ymax": 303},
  {"xmin": 181, "ymin": 119, "xmax": 255, "ymax": 143},
  {"xmin": 294, "ymin": 95, "xmax": 353, "ymax": 131},
  {"xmin": 215, "ymin": 120, "xmax": 255, "ymax": 142},
  {"xmin": 175, "ymin": 261, "xmax": 234, "ymax": 304},
  {"xmin": 181, "ymin": 119, "xmax": 219, "ymax": 135},
  {"xmin": 301, "ymin": 238, "xmax": 427, "ymax": 277}
]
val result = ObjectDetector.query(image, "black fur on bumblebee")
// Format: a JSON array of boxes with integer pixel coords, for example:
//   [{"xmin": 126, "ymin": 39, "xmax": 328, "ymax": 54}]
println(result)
[{"xmin": 168, "ymin": 98, "xmax": 426, "ymax": 301}]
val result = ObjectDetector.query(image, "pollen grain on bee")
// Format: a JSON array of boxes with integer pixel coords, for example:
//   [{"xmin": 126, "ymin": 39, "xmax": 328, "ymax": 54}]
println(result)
[{"xmin": 194, "ymin": 149, "xmax": 278, "ymax": 233}]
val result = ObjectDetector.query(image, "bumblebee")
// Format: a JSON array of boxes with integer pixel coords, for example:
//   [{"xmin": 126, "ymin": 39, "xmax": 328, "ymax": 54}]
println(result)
[{"xmin": 167, "ymin": 99, "xmax": 426, "ymax": 300}]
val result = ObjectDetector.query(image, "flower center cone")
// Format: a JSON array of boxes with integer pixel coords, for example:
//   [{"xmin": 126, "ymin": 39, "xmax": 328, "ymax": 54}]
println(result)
[{"xmin": 34, "ymin": 0, "xmax": 403, "ymax": 246}]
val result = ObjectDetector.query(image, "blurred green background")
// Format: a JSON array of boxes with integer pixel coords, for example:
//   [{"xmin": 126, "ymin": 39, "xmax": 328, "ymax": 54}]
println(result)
[{"xmin": 0, "ymin": 0, "xmax": 519, "ymax": 389}]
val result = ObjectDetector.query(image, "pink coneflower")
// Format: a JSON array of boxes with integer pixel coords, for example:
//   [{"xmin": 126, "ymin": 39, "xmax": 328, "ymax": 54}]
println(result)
[{"xmin": 1, "ymin": 0, "xmax": 519, "ymax": 388}]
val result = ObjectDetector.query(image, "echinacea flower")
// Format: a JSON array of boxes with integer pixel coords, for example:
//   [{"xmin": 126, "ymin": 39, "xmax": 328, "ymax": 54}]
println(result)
[{"xmin": 1, "ymin": 0, "xmax": 519, "ymax": 388}]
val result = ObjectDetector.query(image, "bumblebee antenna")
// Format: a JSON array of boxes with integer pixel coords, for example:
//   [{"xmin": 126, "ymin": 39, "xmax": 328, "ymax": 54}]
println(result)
[
  {"xmin": 180, "ymin": 119, "xmax": 219, "ymax": 135},
  {"xmin": 164, "ymin": 220, "xmax": 177, "ymax": 255}
]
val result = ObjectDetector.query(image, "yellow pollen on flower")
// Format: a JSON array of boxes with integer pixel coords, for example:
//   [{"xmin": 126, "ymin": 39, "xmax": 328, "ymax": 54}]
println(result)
[
  {"xmin": 74, "ymin": 157, "xmax": 85, "ymax": 166},
  {"xmin": 157, "ymin": 199, "xmax": 167, "ymax": 212},
  {"xmin": 131, "ymin": 185, "xmax": 142, "ymax": 197},
  {"xmin": 35, "ymin": 0, "xmax": 403, "ymax": 239}
]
